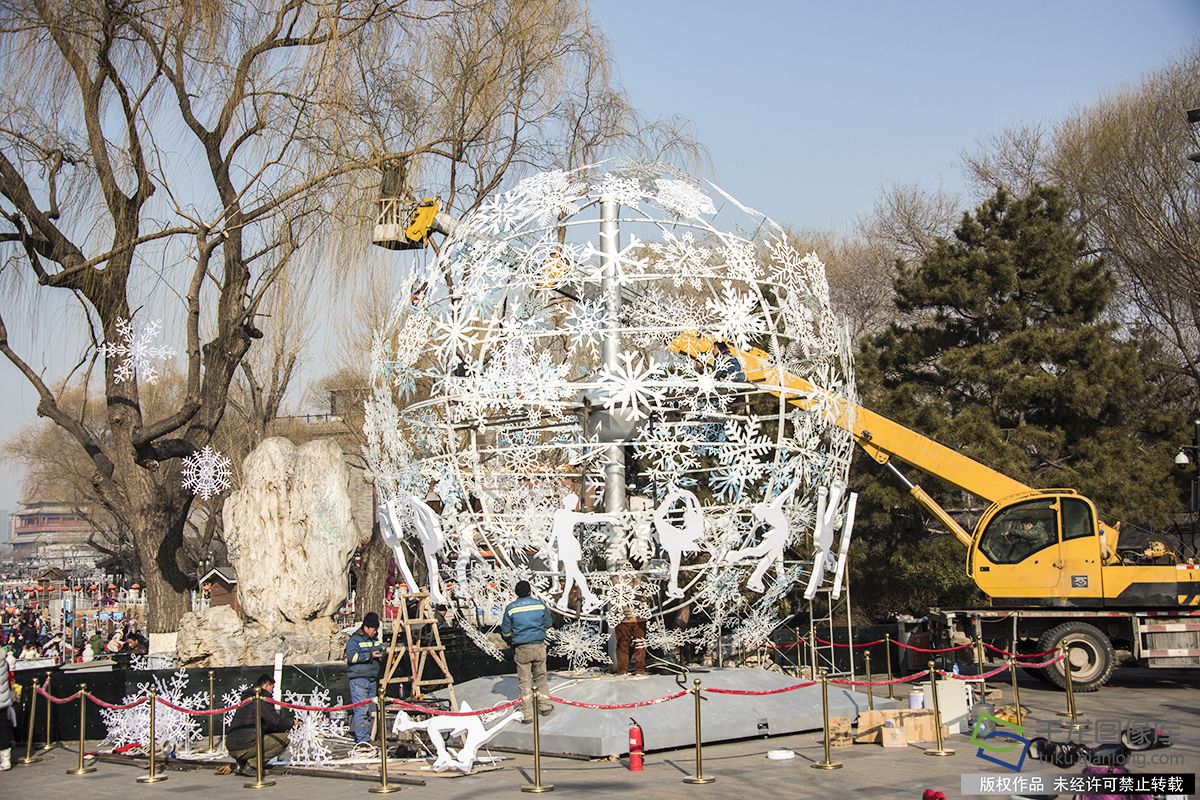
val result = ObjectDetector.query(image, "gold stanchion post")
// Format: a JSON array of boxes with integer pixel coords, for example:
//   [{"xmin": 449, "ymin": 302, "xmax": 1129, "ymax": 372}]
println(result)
[
  {"xmin": 66, "ymin": 683, "xmax": 96, "ymax": 775},
  {"xmin": 1056, "ymin": 643, "xmax": 1089, "ymax": 731},
  {"xmin": 682, "ymin": 678, "xmax": 715, "ymax": 783},
  {"xmin": 864, "ymin": 651, "xmax": 874, "ymax": 712},
  {"xmin": 137, "ymin": 687, "xmax": 167, "ymax": 783},
  {"xmin": 923, "ymin": 661, "xmax": 954, "ymax": 757},
  {"xmin": 810, "ymin": 669, "xmax": 843, "ymax": 769},
  {"xmin": 884, "ymin": 634, "xmax": 895, "ymax": 700},
  {"xmin": 41, "ymin": 672, "xmax": 56, "ymax": 751},
  {"xmin": 243, "ymin": 689, "xmax": 275, "ymax": 789},
  {"xmin": 521, "ymin": 684, "xmax": 555, "ymax": 793},
  {"xmin": 20, "ymin": 679, "xmax": 43, "ymax": 765},
  {"xmin": 1007, "ymin": 655, "xmax": 1024, "ymax": 725},
  {"xmin": 199, "ymin": 670, "xmax": 218, "ymax": 755},
  {"xmin": 370, "ymin": 687, "xmax": 400, "ymax": 794}
]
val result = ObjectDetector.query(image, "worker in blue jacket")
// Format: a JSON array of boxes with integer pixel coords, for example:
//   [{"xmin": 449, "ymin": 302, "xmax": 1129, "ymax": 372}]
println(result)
[
  {"xmin": 501, "ymin": 581, "xmax": 554, "ymax": 722},
  {"xmin": 345, "ymin": 611, "xmax": 385, "ymax": 750}
]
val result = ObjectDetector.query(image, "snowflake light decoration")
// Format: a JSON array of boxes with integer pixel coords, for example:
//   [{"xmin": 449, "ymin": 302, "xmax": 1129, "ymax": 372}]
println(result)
[
  {"xmin": 105, "ymin": 317, "xmax": 175, "ymax": 384},
  {"xmin": 221, "ymin": 683, "xmax": 250, "ymax": 736},
  {"xmin": 547, "ymin": 621, "xmax": 611, "ymax": 671},
  {"xmin": 640, "ymin": 618, "xmax": 693, "ymax": 652},
  {"xmin": 286, "ymin": 686, "xmax": 349, "ymax": 765},
  {"xmin": 364, "ymin": 162, "xmax": 857, "ymax": 668},
  {"xmin": 101, "ymin": 669, "xmax": 205, "ymax": 754},
  {"xmin": 181, "ymin": 445, "xmax": 233, "ymax": 501},
  {"xmin": 596, "ymin": 352, "xmax": 664, "ymax": 422}
]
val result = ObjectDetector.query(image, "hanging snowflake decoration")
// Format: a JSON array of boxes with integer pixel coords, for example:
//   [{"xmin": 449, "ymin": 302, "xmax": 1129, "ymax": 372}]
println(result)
[
  {"xmin": 285, "ymin": 685, "xmax": 349, "ymax": 766},
  {"xmin": 641, "ymin": 618, "xmax": 694, "ymax": 652},
  {"xmin": 181, "ymin": 445, "xmax": 233, "ymax": 501},
  {"xmin": 596, "ymin": 352, "xmax": 665, "ymax": 422},
  {"xmin": 363, "ymin": 161, "xmax": 857, "ymax": 663},
  {"xmin": 564, "ymin": 298, "xmax": 615, "ymax": 357},
  {"xmin": 654, "ymin": 178, "xmax": 716, "ymax": 217},
  {"xmin": 105, "ymin": 317, "xmax": 175, "ymax": 384},
  {"xmin": 732, "ymin": 607, "xmax": 783, "ymax": 650},
  {"xmin": 100, "ymin": 669, "xmax": 205, "ymax": 754},
  {"xmin": 547, "ymin": 621, "xmax": 611, "ymax": 671}
]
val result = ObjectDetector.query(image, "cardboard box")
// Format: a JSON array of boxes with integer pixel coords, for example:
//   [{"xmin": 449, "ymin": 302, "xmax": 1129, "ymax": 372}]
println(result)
[
  {"xmin": 830, "ymin": 716, "xmax": 852, "ymax": 748},
  {"xmin": 855, "ymin": 709, "xmax": 903, "ymax": 743},
  {"xmin": 855, "ymin": 708, "xmax": 948, "ymax": 746},
  {"xmin": 901, "ymin": 709, "xmax": 949, "ymax": 744},
  {"xmin": 881, "ymin": 721, "xmax": 907, "ymax": 748}
]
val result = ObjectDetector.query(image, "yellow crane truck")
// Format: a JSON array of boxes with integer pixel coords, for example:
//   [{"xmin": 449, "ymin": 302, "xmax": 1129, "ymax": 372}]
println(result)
[{"xmin": 670, "ymin": 332, "xmax": 1200, "ymax": 691}]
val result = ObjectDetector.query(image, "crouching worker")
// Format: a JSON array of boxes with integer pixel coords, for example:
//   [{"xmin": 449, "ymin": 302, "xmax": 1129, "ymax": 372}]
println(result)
[{"xmin": 226, "ymin": 674, "xmax": 294, "ymax": 777}]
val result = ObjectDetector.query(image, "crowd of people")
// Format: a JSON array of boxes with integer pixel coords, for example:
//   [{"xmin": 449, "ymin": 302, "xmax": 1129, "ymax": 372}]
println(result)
[{"xmin": 1, "ymin": 599, "xmax": 149, "ymax": 666}]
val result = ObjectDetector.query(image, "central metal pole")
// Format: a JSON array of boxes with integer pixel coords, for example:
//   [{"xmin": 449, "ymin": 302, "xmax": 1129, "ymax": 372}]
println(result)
[{"xmin": 599, "ymin": 196, "xmax": 626, "ymax": 517}]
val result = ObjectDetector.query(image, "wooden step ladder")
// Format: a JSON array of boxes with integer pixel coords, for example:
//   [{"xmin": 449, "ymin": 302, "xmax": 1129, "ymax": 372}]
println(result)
[{"xmin": 381, "ymin": 590, "xmax": 457, "ymax": 708}]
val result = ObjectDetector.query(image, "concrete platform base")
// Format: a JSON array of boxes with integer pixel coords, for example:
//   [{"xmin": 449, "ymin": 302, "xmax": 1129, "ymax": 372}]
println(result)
[{"xmin": 441, "ymin": 667, "xmax": 896, "ymax": 758}]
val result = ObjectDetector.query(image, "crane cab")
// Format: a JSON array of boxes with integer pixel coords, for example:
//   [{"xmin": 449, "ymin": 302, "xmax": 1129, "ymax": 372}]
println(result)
[{"xmin": 969, "ymin": 491, "xmax": 1105, "ymax": 605}]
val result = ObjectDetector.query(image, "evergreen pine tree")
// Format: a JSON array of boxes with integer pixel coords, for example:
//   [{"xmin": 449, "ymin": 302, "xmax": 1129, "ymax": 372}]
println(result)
[{"xmin": 851, "ymin": 185, "xmax": 1187, "ymax": 615}]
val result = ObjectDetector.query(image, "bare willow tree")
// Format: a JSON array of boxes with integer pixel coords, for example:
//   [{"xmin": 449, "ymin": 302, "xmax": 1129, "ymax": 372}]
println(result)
[
  {"xmin": 963, "ymin": 47, "xmax": 1200, "ymax": 403},
  {"xmin": 0, "ymin": 0, "xmax": 702, "ymax": 633},
  {"xmin": 0, "ymin": 1, "xmax": 408, "ymax": 632}
]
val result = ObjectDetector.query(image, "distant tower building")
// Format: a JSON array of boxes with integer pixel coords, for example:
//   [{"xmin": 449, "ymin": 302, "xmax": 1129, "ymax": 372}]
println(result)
[{"xmin": 8, "ymin": 491, "xmax": 99, "ymax": 570}]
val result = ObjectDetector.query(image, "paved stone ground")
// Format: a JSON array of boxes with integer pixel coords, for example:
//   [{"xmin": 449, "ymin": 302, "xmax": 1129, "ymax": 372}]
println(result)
[{"xmin": 5, "ymin": 667, "xmax": 1197, "ymax": 799}]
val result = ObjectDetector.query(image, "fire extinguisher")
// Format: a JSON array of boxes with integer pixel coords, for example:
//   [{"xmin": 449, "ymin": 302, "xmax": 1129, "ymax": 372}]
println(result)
[{"xmin": 628, "ymin": 717, "xmax": 644, "ymax": 772}]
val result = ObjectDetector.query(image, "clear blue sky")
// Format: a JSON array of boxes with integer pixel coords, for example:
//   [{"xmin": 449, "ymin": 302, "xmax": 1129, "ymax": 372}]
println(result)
[
  {"xmin": 591, "ymin": 1, "xmax": 1199, "ymax": 230},
  {"xmin": 1, "ymin": 2, "xmax": 1196, "ymax": 510}
]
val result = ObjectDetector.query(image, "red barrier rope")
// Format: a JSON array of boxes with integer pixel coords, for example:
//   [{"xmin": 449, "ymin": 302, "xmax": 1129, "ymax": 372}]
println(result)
[
  {"xmin": 156, "ymin": 696, "xmax": 252, "ymax": 715},
  {"xmin": 831, "ymin": 670, "xmax": 930, "ymax": 687},
  {"xmin": 890, "ymin": 640, "xmax": 974, "ymax": 653},
  {"xmin": 389, "ymin": 697, "xmax": 524, "ymax": 717},
  {"xmin": 88, "ymin": 695, "xmax": 148, "ymax": 711},
  {"xmin": 35, "ymin": 686, "xmax": 81, "ymax": 704},
  {"xmin": 983, "ymin": 642, "xmax": 1060, "ymax": 658},
  {"xmin": 1013, "ymin": 654, "xmax": 1067, "ymax": 670},
  {"xmin": 764, "ymin": 641, "xmax": 802, "ymax": 651},
  {"xmin": 548, "ymin": 690, "xmax": 689, "ymax": 708},
  {"xmin": 704, "ymin": 681, "xmax": 818, "ymax": 696},
  {"xmin": 940, "ymin": 664, "xmax": 1011, "ymax": 681},
  {"xmin": 266, "ymin": 696, "xmax": 374, "ymax": 713},
  {"xmin": 814, "ymin": 636, "xmax": 885, "ymax": 649}
]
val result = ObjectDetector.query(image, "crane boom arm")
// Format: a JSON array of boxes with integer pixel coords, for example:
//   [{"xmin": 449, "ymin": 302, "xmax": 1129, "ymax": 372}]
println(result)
[{"xmin": 670, "ymin": 333, "xmax": 1035, "ymax": 547}]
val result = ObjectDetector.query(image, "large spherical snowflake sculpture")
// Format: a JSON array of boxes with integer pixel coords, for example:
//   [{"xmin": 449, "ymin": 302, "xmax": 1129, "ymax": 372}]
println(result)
[{"xmin": 364, "ymin": 162, "xmax": 856, "ymax": 664}]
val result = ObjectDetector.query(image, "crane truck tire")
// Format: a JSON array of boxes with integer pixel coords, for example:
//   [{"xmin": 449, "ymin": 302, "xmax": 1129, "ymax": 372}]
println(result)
[{"xmin": 1037, "ymin": 622, "xmax": 1115, "ymax": 692}]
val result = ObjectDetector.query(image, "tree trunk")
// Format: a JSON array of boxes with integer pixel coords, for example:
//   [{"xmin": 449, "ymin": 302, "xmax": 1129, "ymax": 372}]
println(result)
[
  {"xmin": 356, "ymin": 524, "xmax": 392, "ymax": 622},
  {"xmin": 130, "ymin": 503, "xmax": 193, "ymax": 634}
]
